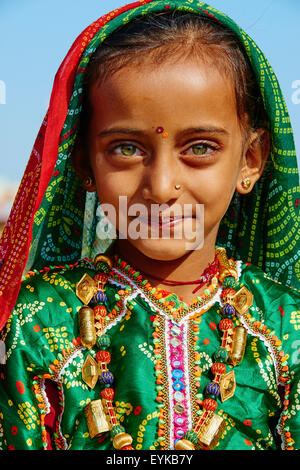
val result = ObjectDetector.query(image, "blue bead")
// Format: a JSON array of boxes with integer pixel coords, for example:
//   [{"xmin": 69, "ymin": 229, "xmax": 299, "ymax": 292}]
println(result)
[
  {"xmin": 99, "ymin": 371, "xmax": 114, "ymax": 384},
  {"xmin": 205, "ymin": 382, "xmax": 220, "ymax": 397},
  {"xmin": 223, "ymin": 303, "xmax": 235, "ymax": 316},
  {"xmin": 92, "ymin": 291, "xmax": 107, "ymax": 304}
]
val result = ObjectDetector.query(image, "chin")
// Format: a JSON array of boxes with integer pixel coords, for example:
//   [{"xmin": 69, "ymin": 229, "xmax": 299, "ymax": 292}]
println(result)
[{"xmin": 128, "ymin": 237, "xmax": 202, "ymax": 261}]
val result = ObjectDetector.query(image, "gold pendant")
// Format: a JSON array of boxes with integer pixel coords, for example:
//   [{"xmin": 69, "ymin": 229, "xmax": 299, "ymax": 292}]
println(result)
[
  {"xmin": 82, "ymin": 355, "xmax": 99, "ymax": 389},
  {"xmin": 233, "ymin": 286, "xmax": 253, "ymax": 315},
  {"xmin": 196, "ymin": 411, "xmax": 226, "ymax": 450},
  {"xmin": 219, "ymin": 370, "xmax": 236, "ymax": 402},
  {"xmin": 78, "ymin": 306, "xmax": 97, "ymax": 349},
  {"xmin": 81, "ymin": 354, "xmax": 112, "ymax": 389},
  {"xmin": 76, "ymin": 273, "xmax": 98, "ymax": 305},
  {"xmin": 229, "ymin": 325, "xmax": 248, "ymax": 366},
  {"xmin": 84, "ymin": 399, "xmax": 112, "ymax": 438}
]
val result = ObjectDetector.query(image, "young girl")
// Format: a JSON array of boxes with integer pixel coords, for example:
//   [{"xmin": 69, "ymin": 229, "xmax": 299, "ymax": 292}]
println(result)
[{"xmin": 0, "ymin": 0, "xmax": 299, "ymax": 451}]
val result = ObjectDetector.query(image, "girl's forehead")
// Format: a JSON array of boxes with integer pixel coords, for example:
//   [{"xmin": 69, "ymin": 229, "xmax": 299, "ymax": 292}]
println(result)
[{"xmin": 89, "ymin": 59, "xmax": 239, "ymax": 131}]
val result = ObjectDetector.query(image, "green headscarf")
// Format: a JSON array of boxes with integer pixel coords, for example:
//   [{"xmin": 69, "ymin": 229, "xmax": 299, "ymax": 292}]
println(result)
[{"xmin": 27, "ymin": 0, "xmax": 300, "ymax": 287}]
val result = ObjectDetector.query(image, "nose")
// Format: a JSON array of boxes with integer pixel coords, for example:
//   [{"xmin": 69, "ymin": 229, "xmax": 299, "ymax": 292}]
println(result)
[{"xmin": 142, "ymin": 150, "xmax": 181, "ymax": 205}]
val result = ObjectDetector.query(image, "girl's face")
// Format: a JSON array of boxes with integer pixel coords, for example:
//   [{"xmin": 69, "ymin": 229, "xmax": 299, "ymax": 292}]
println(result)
[{"xmin": 84, "ymin": 58, "xmax": 261, "ymax": 261}]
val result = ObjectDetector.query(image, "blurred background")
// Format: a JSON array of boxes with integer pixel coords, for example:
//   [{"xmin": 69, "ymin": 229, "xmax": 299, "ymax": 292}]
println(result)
[{"xmin": 0, "ymin": 0, "xmax": 299, "ymax": 235}]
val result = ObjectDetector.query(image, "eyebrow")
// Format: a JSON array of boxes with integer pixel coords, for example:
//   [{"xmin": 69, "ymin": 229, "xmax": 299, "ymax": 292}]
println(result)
[
  {"xmin": 97, "ymin": 126, "xmax": 229, "ymax": 138},
  {"xmin": 97, "ymin": 128, "xmax": 146, "ymax": 137},
  {"xmin": 180, "ymin": 126, "xmax": 229, "ymax": 137}
]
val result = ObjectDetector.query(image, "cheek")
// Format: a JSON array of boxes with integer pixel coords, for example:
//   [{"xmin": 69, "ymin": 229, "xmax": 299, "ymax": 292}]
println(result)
[
  {"xmin": 95, "ymin": 174, "xmax": 118, "ymax": 203},
  {"xmin": 192, "ymin": 170, "xmax": 236, "ymax": 199},
  {"xmin": 190, "ymin": 162, "xmax": 241, "ymax": 214},
  {"xmin": 93, "ymin": 162, "xmax": 140, "ymax": 208}
]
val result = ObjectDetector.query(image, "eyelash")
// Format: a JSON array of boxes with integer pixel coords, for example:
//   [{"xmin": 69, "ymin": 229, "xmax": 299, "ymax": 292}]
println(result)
[
  {"xmin": 107, "ymin": 140, "xmax": 220, "ymax": 159},
  {"xmin": 109, "ymin": 143, "xmax": 145, "ymax": 158},
  {"xmin": 182, "ymin": 141, "xmax": 220, "ymax": 158}
]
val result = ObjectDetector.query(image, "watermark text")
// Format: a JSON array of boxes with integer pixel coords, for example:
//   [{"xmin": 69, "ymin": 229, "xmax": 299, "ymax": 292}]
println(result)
[{"xmin": 0, "ymin": 80, "xmax": 6, "ymax": 104}]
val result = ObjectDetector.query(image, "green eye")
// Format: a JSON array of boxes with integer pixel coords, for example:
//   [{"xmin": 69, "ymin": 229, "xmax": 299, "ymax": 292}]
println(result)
[
  {"xmin": 120, "ymin": 144, "xmax": 136, "ymax": 156},
  {"xmin": 191, "ymin": 144, "xmax": 208, "ymax": 156}
]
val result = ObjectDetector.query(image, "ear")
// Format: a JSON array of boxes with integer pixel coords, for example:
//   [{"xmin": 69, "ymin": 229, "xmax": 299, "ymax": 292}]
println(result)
[
  {"xmin": 236, "ymin": 128, "xmax": 271, "ymax": 194},
  {"xmin": 71, "ymin": 137, "xmax": 96, "ymax": 192}
]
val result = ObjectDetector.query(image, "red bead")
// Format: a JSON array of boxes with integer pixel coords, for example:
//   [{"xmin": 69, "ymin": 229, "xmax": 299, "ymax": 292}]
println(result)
[
  {"xmin": 202, "ymin": 398, "xmax": 217, "ymax": 412},
  {"xmin": 94, "ymin": 305, "xmax": 107, "ymax": 317},
  {"xmin": 100, "ymin": 387, "xmax": 115, "ymax": 400},
  {"xmin": 121, "ymin": 445, "xmax": 134, "ymax": 450},
  {"xmin": 94, "ymin": 273, "xmax": 108, "ymax": 283},
  {"xmin": 220, "ymin": 288, "xmax": 236, "ymax": 300},
  {"xmin": 211, "ymin": 362, "xmax": 226, "ymax": 375},
  {"xmin": 96, "ymin": 350, "xmax": 111, "ymax": 363},
  {"xmin": 219, "ymin": 318, "xmax": 234, "ymax": 331}
]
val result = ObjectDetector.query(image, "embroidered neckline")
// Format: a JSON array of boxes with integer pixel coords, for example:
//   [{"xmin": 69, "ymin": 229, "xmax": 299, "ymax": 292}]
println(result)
[{"xmin": 110, "ymin": 253, "xmax": 239, "ymax": 321}]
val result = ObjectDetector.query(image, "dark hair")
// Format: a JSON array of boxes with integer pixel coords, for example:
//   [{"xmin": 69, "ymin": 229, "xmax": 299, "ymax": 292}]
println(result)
[{"xmin": 79, "ymin": 11, "xmax": 268, "ymax": 141}]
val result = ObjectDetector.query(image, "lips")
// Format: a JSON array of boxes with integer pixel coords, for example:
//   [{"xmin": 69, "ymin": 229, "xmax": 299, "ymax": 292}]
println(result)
[
  {"xmin": 158, "ymin": 216, "xmax": 186, "ymax": 226},
  {"xmin": 136, "ymin": 215, "xmax": 192, "ymax": 227}
]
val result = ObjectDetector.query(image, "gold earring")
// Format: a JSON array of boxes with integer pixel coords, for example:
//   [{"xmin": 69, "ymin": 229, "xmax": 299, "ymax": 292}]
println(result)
[
  {"xmin": 241, "ymin": 177, "xmax": 251, "ymax": 190},
  {"xmin": 82, "ymin": 175, "xmax": 95, "ymax": 189}
]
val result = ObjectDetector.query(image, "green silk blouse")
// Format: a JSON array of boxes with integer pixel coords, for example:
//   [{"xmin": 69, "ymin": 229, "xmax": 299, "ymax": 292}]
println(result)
[{"xmin": 0, "ymin": 256, "xmax": 299, "ymax": 451}]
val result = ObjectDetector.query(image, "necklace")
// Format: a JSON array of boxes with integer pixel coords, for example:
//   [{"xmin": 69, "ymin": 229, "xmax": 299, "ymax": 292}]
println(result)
[
  {"xmin": 135, "ymin": 256, "xmax": 220, "ymax": 294},
  {"xmin": 75, "ymin": 248, "xmax": 253, "ymax": 450},
  {"xmin": 175, "ymin": 249, "xmax": 253, "ymax": 450}
]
